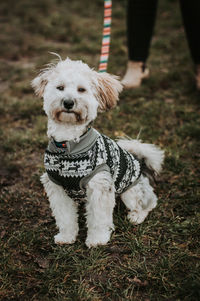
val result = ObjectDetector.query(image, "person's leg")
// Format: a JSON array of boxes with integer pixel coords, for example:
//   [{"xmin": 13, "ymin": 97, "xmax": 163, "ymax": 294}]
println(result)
[
  {"xmin": 179, "ymin": 0, "xmax": 200, "ymax": 89},
  {"xmin": 122, "ymin": 0, "xmax": 158, "ymax": 88},
  {"xmin": 127, "ymin": 0, "xmax": 158, "ymax": 62}
]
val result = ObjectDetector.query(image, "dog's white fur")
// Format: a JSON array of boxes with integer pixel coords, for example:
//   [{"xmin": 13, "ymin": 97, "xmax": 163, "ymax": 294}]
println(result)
[{"xmin": 32, "ymin": 57, "xmax": 164, "ymax": 247}]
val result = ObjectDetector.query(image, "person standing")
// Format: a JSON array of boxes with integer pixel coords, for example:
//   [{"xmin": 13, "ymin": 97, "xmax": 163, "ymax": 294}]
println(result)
[{"xmin": 122, "ymin": 0, "xmax": 200, "ymax": 90}]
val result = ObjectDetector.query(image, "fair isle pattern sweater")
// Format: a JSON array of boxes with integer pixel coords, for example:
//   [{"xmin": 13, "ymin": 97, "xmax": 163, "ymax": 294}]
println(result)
[{"xmin": 44, "ymin": 128, "xmax": 141, "ymax": 200}]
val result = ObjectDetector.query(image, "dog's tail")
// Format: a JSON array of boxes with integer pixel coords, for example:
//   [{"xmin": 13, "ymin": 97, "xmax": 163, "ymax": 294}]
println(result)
[{"xmin": 117, "ymin": 138, "xmax": 164, "ymax": 176}]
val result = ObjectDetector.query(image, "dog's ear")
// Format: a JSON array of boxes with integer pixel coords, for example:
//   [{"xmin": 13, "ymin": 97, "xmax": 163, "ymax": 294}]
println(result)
[
  {"xmin": 95, "ymin": 72, "xmax": 123, "ymax": 111},
  {"xmin": 31, "ymin": 72, "xmax": 48, "ymax": 98}
]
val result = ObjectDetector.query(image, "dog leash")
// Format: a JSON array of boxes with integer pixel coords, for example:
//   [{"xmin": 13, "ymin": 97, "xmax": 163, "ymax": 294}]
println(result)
[{"xmin": 98, "ymin": 0, "xmax": 112, "ymax": 73}]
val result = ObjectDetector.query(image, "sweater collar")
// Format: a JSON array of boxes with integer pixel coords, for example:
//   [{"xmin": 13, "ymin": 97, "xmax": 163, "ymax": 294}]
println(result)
[
  {"xmin": 48, "ymin": 127, "xmax": 100, "ymax": 155},
  {"xmin": 54, "ymin": 127, "xmax": 91, "ymax": 148}
]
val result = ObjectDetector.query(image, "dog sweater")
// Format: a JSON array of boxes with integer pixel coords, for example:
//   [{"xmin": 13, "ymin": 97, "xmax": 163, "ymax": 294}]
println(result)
[{"xmin": 44, "ymin": 128, "xmax": 141, "ymax": 200}]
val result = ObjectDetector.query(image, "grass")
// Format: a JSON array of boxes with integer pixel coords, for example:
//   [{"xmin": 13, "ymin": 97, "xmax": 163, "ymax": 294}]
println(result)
[{"xmin": 0, "ymin": 0, "xmax": 200, "ymax": 300}]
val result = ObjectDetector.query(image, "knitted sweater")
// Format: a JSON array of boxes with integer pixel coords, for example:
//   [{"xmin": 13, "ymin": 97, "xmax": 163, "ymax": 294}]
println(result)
[{"xmin": 44, "ymin": 128, "xmax": 141, "ymax": 199}]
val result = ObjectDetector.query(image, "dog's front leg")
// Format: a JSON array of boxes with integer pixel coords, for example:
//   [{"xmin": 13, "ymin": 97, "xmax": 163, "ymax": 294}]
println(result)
[
  {"xmin": 41, "ymin": 173, "xmax": 79, "ymax": 244},
  {"xmin": 85, "ymin": 171, "xmax": 115, "ymax": 248}
]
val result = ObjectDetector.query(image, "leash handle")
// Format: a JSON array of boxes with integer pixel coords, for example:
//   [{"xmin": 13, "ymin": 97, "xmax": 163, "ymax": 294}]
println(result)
[{"xmin": 98, "ymin": 0, "xmax": 112, "ymax": 72}]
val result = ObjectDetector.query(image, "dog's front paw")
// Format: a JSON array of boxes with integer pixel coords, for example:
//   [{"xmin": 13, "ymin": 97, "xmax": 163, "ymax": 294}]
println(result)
[
  {"xmin": 54, "ymin": 233, "xmax": 76, "ymax": 245},
  {"xmin": 128, "ymin": 210, "xmax": 149, "ymax": 225},
  {"xmin": 86, "ymin": 228, "xmax": 112, "ymax": 248}
]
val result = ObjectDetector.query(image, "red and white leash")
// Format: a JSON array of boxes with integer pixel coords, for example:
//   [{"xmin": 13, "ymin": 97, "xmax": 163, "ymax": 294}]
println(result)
[{"xmin": 98, "ymin": 0, "xmax": 112, "ymax": 72}]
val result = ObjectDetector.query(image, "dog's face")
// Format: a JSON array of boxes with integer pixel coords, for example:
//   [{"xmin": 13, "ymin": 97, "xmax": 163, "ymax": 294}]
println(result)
[{"xmin": 32, "ymin": 58, "xmax": 123, "ymax": 126}]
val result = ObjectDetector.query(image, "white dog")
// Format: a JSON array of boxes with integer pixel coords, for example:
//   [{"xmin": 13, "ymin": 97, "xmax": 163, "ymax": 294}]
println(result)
[{"xmin": 32, "ymin": 57, "xmax": 164, "ymax": 248}]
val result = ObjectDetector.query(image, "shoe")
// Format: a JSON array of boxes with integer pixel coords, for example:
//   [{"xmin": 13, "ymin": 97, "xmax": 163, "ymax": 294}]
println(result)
[
  {"xmin": 121, "ymin": 61, "xmax": 149, "ymax": 89},
  {"xmin": 195, "ymin": 64, "xmax": 200, "ymax": 90}
]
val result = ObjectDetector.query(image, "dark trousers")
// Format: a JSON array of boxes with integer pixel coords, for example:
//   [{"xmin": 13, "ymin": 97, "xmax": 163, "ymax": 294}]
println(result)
[{"xmin": 127, "ymin": 0, "xmax": 200, "ymax": 64}]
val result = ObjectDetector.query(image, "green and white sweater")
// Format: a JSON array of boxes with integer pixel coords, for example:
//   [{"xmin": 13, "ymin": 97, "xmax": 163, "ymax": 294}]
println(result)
[{"xmin": 44, "ymin": 128, "xmax": 141, "ymax": 200}]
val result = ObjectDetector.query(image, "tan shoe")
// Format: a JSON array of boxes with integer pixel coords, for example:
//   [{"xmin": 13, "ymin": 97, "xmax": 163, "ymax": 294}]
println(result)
[
  {"xmin": 195, "ymin": 64, "xmax": 200, "ymax": 90},
  {"xmin": 121, "ymin": 61, "xmax": 149, "ymax": 89}
]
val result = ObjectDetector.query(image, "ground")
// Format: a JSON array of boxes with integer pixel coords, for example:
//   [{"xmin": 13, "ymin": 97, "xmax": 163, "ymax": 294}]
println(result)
[{"xmin": 0, "ymin": 0, "xmax": 200, "ymax": 300}]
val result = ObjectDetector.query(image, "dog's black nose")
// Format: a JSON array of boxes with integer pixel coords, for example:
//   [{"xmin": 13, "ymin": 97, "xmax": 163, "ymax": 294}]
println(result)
[{"xmin": 63, "ymin": 99, "xmax": 74, "ymax": 110}]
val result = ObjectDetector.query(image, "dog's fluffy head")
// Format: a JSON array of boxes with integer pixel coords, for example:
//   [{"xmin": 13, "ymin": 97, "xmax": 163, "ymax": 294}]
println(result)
[{"xmin": 32, "ymin": 58, "xmax": 123, "ymax": 125}]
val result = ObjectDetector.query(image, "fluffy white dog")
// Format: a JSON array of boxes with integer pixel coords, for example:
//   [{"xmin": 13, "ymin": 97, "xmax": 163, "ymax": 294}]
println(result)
[{"xmin": 32, "ymin": 57, "xmax": 164, "ymax": 248}]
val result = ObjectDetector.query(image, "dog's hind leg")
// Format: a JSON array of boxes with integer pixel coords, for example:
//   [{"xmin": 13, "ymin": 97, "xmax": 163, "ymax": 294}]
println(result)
[
  {"xmin": 85, "ymin": 171, "xmax": 115, "ymax": 247},
  {"xmin": 121, "ymin": 175, "xmax": 157, "ymax": 225},
  {"xmin": 41, "ymin": 173, "xmax": 79, "ymax": 244}
]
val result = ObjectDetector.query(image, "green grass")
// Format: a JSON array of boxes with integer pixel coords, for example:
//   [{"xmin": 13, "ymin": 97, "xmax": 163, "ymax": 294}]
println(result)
[{"xmin": 0, "ymin": 0, "xmax": 200, "ymax": 300}]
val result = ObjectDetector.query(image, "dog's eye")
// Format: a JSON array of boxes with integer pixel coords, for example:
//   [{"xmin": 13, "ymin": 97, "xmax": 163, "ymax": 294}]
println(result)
[
  {"xmin": 57, "ymin": 85, "xmax": 64, "ymax": 91},
  {"xmin": 78, "ymin": 87, "xmax": 86, "ymax": 93}
]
